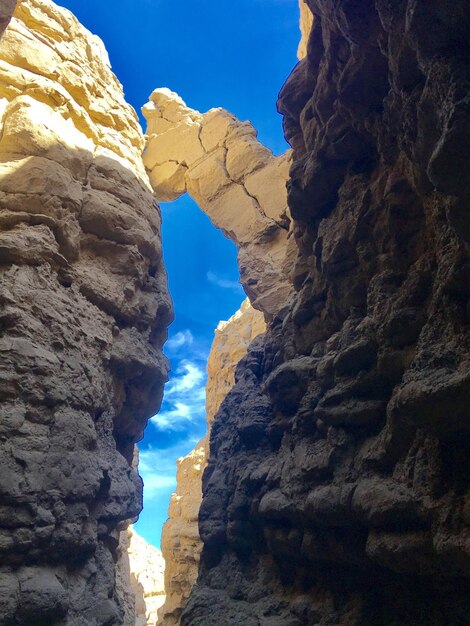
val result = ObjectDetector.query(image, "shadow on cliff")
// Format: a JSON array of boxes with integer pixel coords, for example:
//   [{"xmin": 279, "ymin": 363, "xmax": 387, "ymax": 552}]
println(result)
[{"xmin": 0, "ymin": 144, "xmax": 173, "ymax": 625}]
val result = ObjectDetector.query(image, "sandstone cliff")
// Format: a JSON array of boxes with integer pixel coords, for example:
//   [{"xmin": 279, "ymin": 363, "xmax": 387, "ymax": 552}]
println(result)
[
  {"xmin": 157, "ymin": 300, "xmax": 265, "ymax": 625},
  {"xmin": 297, "ymin": 0, "xmax": 313, "ymax": 60},
  {"xmin": 0, "ymin": 1, "xmax": 171, "ymax": 624},
  {"xmin": 120, "ymin": 526, "xmax": 165, "ymax": 626},
  {"xmin": 142, "ymin": 90, "xmax": 295, "ymax": 316},
  {"xmin": 180, "ymin": 1, "xmax": 470, "ymax": 625}
]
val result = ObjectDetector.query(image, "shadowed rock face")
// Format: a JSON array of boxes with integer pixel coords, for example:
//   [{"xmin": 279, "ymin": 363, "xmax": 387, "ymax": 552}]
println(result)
[
  {"xmin": 0, "ymin": 0, "xmax": 16, "ymax": 37},
  {"xmin": 158, "ymin": 300, "xmax": 265, "ymax": 626},
  {"xmin": 0, "ymin": 1, "xmax": 171, "ymax": 624},
  {"xmin": 180, "ymin": 1, "xmax": 470, "ymax": 625}
]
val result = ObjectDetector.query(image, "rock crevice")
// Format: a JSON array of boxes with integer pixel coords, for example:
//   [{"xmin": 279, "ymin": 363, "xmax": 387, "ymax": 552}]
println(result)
[{"xmin": 157, "ymin": 300, "xmax": 265, "ymax": 626}]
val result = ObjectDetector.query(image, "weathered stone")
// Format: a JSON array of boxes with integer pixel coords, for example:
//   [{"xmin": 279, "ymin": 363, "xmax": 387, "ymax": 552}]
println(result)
[
  {"xmin": 297, "ymin": 0, "xmax": 313, "ymax": 60},
  {"xmin": 157, "ymin": 300, "xmax": 265, "ymax": 625},
  {"xmin": 0, "ymin": 1, "xmax": 171, "ymax": 623},
  {"xmin": 180, "ymin": 1, "xmax": 470, "ymax": 624},
  {"xmin": 143, "ymin": 89, "xmax": 293, "ymax": 316},
  {"xmin": 117, "ymin": 526, "xmax": 166, "ymax": 626},
  {"xmin": 0, "ymin": 0, "xmax": 16, "ymax": 37}
]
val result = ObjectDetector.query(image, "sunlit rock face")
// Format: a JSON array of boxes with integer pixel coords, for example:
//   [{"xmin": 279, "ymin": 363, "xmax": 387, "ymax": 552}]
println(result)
[
  {"xmin": 297, "ymin": 0, "xmax": 313, "ymax": 60},
  {"xmin": 157, "ymin": 300, "xmax": 265, "ymax": 625},
  {"xmin": 0, "ymin": 1, "xmax": 172, "ymax": 623},
  {"xmin": 142, "ymin": 90, "xmax": 296, "ymax": 316},
  {"xmin": 181, "ymin": 0, "xmax": 470, "ymax": 624},
  {"xmin": 117, "ymin": 527, "xmax": 166, "ymax": 626}
]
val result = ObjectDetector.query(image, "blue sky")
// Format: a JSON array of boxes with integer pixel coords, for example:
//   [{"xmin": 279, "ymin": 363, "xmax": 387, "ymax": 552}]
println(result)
[{"xmin": 57, "ymin": 0, "xmax": 300, "ymax": 547}]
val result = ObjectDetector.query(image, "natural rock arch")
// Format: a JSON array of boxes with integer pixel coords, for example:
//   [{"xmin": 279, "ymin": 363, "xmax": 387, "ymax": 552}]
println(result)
[{"xmin": 142, "ymin": 88, "xmax": 295, "ymax": 317}]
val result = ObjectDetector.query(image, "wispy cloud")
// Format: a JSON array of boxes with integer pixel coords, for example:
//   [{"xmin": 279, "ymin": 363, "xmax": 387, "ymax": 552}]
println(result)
[
  {"xmin": 151, "ymin": 359, "xmax": 206, "ymax": 431},
  {"xmin": 207, "ymin": 270, "xmax": 243, "ymax": 292},
  {"xmin": 165, "ymin": 361, "xmax": 204, "ymax": 396},
  {"xmin": 136, "ymin": 435, "xmax": 202, "ymax": 546},
  {"xmin": 165, "ymin": 330, "xmax": 194, "ymax": 353}
]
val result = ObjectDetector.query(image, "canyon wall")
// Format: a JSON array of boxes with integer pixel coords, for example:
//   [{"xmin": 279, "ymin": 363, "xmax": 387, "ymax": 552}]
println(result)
[
  {"xmin": 0, "ymin": 1, "xmax": 468, "ymax": 625},
  {"xmin": 180, "ymin": 1, "xmax": 470, "ymax": 625},
  {"xmin": 0, "ymin": 1, "xmax": 171, "ymax": 624},
  {"xmin": 118, "ymin": 526, "xmax": 165, "ymax": 626},
  {"xmin": 297, "ymin": 0, "xmax": 313, "ymax": 60},
  {"xmin": 157, "ymin": 300, "xmax": 265, "ymax": 625},
  {"xmin": 142, "ymin": 90, "xmax": 295, "ymax": 316}
]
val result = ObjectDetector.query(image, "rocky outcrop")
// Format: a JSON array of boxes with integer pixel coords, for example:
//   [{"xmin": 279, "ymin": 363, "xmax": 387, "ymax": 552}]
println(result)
[
  {"xmin": 180, "ymin": 1, "xmax": 470, "ymax": 625},
  {"xmin": 157, "ymin": 444, "xmax": 205, "ymax": 626},
  {"xmin": 142, "ymin": 90, "xmax": 295, "ymax": 316},
  {"xmin": 297, "ymin": 0, "xmax": 313, "ymax": 60},
  {"xmin": 206, "ymin": 300, "xmax": 266, "ymax": 431},
  {"xmin": 0, "ymin": 1, "xmax": 171, "ymax": 624},
  {"xmin": 121, "ymin": 527, "xmax": 165, "ymax": 626},
  {"xmin": 158, "ymin": 300, "xmax": 265, "ymax": 625}
]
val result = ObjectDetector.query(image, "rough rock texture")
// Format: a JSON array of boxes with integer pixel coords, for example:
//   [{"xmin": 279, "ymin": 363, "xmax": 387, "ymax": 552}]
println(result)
[
  {"xmin": 158, "ymin": 300, "xmax": 265, "ymax": 625},
  {"xmin": 142, "ymin": 90, "xmax": 295, "ymax": 316},
  {"xmin": 206, "ymin": 300, "xmax": 266, "ymax": 432},
  {"xmin": 121, "ymin": 527, "xmax": 165, "ymax": 626},
  {"xmin": 0, "ymin": 0, "xmax": 16, "ymax": 37},
  {"xmin": 0, "ymin": 1, "xmax": 171, "ymax": 624},
  {"xmin": 180, "ymin": 1, "xmax": 470, "ymax": 625},
  {"xmin": 297, "ymin": 0, "xmax": 313, "ymax": 60}
]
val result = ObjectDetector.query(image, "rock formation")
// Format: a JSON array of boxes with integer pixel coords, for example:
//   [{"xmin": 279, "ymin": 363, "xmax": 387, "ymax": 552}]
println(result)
[
  {"xmin": 118, "ymin": 526, "xmax": 165, "ymax": 626},
  {"xmin": 158, "ymin": 300, "xmax": 265, "ymax": 625},
  {"xmin": 297, "ymin": 0, "xmax": 313, "ymax": 60},
  {"xmin": 0, "ymin": 1, "xmax": 171, "ymax": 624},
  {"xmin": 178, "ymin": 1, "xmax": 470, "ymax": 625},
  {"xmin": 142, "ymin": 90, "xmax": 295, "ymax": 316},
  {"xmin": 205, "ymin": 300, "xmax": 266, "ymax": 431},
  {"xmin": 0, "ymin": 0, "xmax": 468, "ymax": 624}
]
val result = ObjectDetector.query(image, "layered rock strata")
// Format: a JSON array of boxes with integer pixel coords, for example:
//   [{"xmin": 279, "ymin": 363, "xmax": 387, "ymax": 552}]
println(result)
[
  {"xmin": 0, "ymin": 1, "xmax": 171, "ymax": 624},
  {"xmin": 158, "ymin": 300, "xmax": 265, "ymax": 625},
  {"xmin": 180, "ymin": 1, "xmax": 470, "ymax": 624},
  {"xmin": 142, "ymin": 90, "xmax": 295, "ymax": 316}
]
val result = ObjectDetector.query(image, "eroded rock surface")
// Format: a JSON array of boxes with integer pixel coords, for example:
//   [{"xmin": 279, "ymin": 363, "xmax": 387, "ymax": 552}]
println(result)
[
  {"xmin": 142, "ymin": 90, "xmax": 295, "ymax": 316},
  {"xmin": 181, "ymin": 1, "xmax": 470, "ymax": 624},
  {"xmin": 118, "ymin": 527, "xmax": 166, "ymax": 626},
  {"xmin": 158, "ymin": 300, "xmax": 265, "ymax": 625},
  {"xmin": 297, "ymin": 0, "xmax": 313, "ymax": 60},
  {"xmin": 0, "ymin": 1, "xmax": 171, "ymax": 624}
]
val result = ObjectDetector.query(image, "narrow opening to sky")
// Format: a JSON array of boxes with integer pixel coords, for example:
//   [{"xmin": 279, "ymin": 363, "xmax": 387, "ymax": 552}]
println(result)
[{"xmin": 57, "ymin": 0, "xmax": 300, "ymax": 548}]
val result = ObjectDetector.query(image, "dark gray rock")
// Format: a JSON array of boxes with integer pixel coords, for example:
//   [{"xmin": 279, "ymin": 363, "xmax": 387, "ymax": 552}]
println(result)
[{"xmin": 182, "ymin": 0, "xmax": 470, "ymax": 624}]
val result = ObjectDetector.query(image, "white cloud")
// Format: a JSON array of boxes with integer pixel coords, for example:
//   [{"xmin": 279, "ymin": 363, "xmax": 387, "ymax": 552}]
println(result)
[
  {"xmin": 138, "ymin": 447, "xmax": 178, "ymax": 500},
  {"xmin": 152, "ymin": 402, "xmax": 191, "ymax": 429},
  {"xmin": 165, "ymin": 330, "xmax": 194, "ymax": 353},
  {"xmin": 165, "ymin": 361, "xmax": 204, "ymax": 396},
  {"xmin": 207, "ymin": 270, "xmax": 243, "ymax": 292},
  {"xmin": 151, "ymin": 359, "xmax": 207, "ymax": 431}
]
